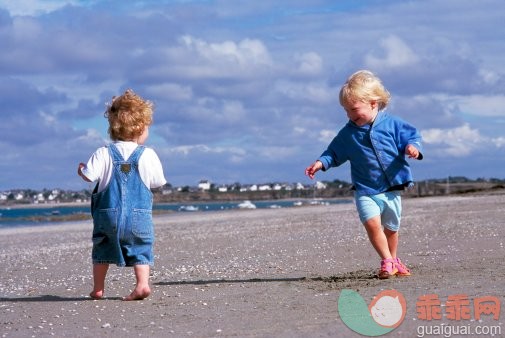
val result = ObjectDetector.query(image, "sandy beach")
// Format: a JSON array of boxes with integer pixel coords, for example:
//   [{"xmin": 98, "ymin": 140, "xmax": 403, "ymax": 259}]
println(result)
[{"xmin": 1, "ymin": 193, "xmax": 504, "ymax": 337}]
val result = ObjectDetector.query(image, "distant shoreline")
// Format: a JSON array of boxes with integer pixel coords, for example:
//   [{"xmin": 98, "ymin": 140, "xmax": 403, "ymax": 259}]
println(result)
[
  {"xmin": 2, "ymin": 187, "xmax": 504, "ymax": 214},
  {"xmin": 0, "ymin": 197, "xmax": 354, "ymax": 226},
  {"xmin": 0, "ymin": 201, "xmax": 90, "ymax": 210},
  {"xmin": 0, "ymin": 196, "xmax": 354, "ymax": 210}
]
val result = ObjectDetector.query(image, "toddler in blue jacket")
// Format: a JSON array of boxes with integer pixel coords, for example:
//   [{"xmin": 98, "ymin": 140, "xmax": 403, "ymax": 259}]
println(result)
[{"xmin": 305, "ymin": 70, "xmax": 423, "ymax": 279}]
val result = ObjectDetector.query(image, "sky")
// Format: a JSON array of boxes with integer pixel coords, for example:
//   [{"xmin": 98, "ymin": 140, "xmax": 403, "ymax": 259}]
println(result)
[{"xmin": 0, "ymin": 0, "xmax": 504, "ymax": 191}]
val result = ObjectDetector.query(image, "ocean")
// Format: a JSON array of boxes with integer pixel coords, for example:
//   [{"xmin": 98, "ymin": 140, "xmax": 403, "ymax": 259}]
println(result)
[{"xmin": 0, "ymin": 198, "xmax": 352, "ymax": 228}]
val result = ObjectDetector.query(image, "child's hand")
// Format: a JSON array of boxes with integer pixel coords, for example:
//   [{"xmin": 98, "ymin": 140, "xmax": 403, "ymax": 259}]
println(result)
[
  {"xmin": 78, "ymin": 163, "xmax": 92, "ymax": 182},
  {"xmin": 305, "ymin": 161, "xmax": 323, "ymax": 179},
  {"xmin": 405, "ymin": 144, "xmax": 420, "ymax": 159}
]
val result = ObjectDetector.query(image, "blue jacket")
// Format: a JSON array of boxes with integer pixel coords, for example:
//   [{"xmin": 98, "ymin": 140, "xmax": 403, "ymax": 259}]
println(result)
[{"xmin": 318, "ymin": 111, "xmax": 423, "ymax": 196}]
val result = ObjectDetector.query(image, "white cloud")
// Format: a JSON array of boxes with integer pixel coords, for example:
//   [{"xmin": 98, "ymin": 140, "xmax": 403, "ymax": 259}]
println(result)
[
  {"xmin": 294, "ymin": 52, "xmax": 323, "ymax": 75},
  {"xmin": 146, "ymin": 83, "xmax": 193, "ymax": 101},
  {"xmin": 183, "ymin": 97, "xmax": 246, "ymax": 123},
  {"xmin": 2, "ymin": 0, "xmax": 505, "ymax": 189},
  {"xmin": 453, "ymin": 94, "xmax": 505, "ymax": 117},
  {"xmin": 180, "ymin": 35, "xmax": 273, "ymax": 66},
  {"xmin": 275, "ymin": 80, "xmax": 334, "ymax": 104},
  {"xmin": 221, "ymin": 100, "xmax": 246, "ymax": 121},
  {"xmin": 73, "ymin": 128, "xmax": 106, "ymax": 147},
  {"xmin": 365, "ymin": 35, "xmax": 419, "ymax": 69},
  {"xmin": 258, "ymin": 146, "xmax": 297, "ymax": 160},
  {"xmin": 493, "ymin": 137, "xmax": 505, "ymax": 148},
  {"xmin": 167, "ymin": 144, "xmax": 246, "ymax": 157},
  {"xmin": 478, "ymin": 68, "xmax": 501, "ymax": 85},
  {"xmin": 152, "ymin": 36, "xmax": 275, "ymax": 81},
  {"xmin": 318, "ymin": 129, "xmax": 335, "ymax": 143},
  {"xmin": 421, "ymin": 124, "xmax": 504, "ymax": 157},
  {"xmin": 0, "ymin": 0, "xmax": 75, "ymax": 16}
]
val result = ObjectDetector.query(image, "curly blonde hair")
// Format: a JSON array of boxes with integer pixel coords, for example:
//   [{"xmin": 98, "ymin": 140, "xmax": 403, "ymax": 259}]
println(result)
[
  {"xmin": 104, "ymin": 89, "xmax": 153, "ymax": 141},
  {"xmin": 339, "ymin": 70, "xmax": 391, "ymax": 111}
]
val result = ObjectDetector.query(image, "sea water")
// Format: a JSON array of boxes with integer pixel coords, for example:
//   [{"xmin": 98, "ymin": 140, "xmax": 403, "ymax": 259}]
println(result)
[{"xmin": 0, "ymin": 199, "xmax": 352, "ymax": 228}]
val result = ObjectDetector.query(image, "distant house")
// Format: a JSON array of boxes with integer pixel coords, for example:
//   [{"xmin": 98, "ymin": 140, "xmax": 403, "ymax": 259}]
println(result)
[
  {"xmin": 198, "ymin": 180, "xmax": 211, "ymax": 191},
  {"xmin": 218, "ymin": 185, "xmax": 228, "ymax": 192},
  {"xmin": 161, "ymin": 188, "xmax": 172, "ymax": 195},
  {"xmin": 295, "ymin": 183, "xmax": 305, "ymax": 190},
  {"xmin": 315, "ymin": 181, "xmax": 327, "ymax": 190},
  {"xmin": 35, "ymin": 193, "xmax": 45, "ymax": 203}
]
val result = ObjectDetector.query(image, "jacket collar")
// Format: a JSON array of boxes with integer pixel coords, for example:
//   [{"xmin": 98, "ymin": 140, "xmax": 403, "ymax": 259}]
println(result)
[{"xmin": 347, "ymin": 111, "xmax": 386, "ymax": 129}]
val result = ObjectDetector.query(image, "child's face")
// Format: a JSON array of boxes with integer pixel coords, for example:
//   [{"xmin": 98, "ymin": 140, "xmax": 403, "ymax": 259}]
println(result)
[{"xmin": 343, "ymin": 100, "xmax": 378, "ymax": 126}]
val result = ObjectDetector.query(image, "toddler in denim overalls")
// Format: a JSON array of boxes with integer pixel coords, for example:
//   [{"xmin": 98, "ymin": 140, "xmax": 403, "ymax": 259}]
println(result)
[{"xmin": 78, "ymin": 89, "xmax": 166, "ymax": 300}]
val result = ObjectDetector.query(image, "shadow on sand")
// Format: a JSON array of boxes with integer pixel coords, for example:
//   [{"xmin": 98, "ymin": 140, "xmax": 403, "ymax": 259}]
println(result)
[
  {"xmin": 0, "ymin": 271, "xmax": 378, "ymax": 302},
  {"xmin": 0, "ymin": 295, "xmax": 122, "ymax": 302},
  {"xmin": 154, "ymin": 270, "xmax": 377, "ymax": 286}
]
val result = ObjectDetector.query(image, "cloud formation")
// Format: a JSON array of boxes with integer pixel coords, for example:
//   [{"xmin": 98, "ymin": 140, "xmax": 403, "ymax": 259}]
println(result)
[{"xmin": 0, "ymin": 0, "xmax": 504, "ymax": 190}]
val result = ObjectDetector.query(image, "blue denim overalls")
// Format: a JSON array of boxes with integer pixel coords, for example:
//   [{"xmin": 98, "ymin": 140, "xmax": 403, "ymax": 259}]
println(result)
[{"xmin": 91, "ymin": 143, "xmax": 154, "ymax": 266}]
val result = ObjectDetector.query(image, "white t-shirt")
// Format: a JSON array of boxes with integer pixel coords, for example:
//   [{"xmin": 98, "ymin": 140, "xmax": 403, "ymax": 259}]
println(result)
[{"xmin": 81, "ymin": 141, "xmax": 167, "ymax": 193}]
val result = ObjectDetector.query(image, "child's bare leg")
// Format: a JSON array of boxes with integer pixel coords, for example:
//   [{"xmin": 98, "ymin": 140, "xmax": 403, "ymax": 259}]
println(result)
[
  {"xmin": 384, "ymin": 228, "xmax": 398, "ymax": 258},
  {"xmin": 363, "ymin": 216, "xmax": 392, "ymax": 259},
  {"xmin": 123, "ymin": 264, "xmax": 151, "ymax": 301},
  {"xmin": 90, "ymin": 263, "xmax": 109, "ymax": 299}
]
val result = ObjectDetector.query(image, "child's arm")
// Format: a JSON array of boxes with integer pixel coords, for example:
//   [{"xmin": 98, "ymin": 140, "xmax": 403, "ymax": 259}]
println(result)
[
  {"xmin": 77, "ymin": 163, "xmax": 92, "ymax": 182},
  {"xmin": 405, "ymin": 144, "xmax": 422, "ymax": 159},
  {"xmin": 398, "ymin": 118, "xmax": 423, "ymax": 160},
  {"xmin": 305, "ymin": 160, "xmax": 323, "ymax": 179}
]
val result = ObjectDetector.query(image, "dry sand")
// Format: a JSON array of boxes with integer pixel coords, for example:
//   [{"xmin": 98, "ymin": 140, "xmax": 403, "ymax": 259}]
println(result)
[{"xmin": 1, "ymin": 194, "xmax": 504, "ymax": 337}]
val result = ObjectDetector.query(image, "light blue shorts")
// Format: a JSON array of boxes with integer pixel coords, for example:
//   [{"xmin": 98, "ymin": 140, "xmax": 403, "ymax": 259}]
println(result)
[{"xmin": 355, "ymin": 191, "xmax": 402, "ymax": 231}]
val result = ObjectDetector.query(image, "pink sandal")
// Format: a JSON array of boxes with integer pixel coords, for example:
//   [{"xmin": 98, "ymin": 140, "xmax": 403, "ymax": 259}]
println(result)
[
  {"xmin": 378, "ymin": 258, "xmax": 398, "ymax": 279},
  {"xmin": 394, "ymin": 257, "xmax": 411, "ymax": 276}
]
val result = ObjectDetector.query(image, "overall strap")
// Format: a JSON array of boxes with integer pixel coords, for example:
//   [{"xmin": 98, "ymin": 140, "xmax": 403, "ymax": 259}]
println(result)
[
  {"xmin": 127, "ymin": 145, "xmax": 146, "ymax": 163},
  {"xmin": 107, "ymin": 143, "xmax": 125, "ymax": 162},
  {"xmin": 107, "ymin": 143, "xmax": 145, "ymax": 162},
  {"xmin": 107, "ymin": 143, "xmax": 145, "ymax": 176}
]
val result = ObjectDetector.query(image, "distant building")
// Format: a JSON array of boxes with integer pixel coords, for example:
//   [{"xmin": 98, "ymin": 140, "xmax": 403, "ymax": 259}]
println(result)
[
  {"xmin": 315, "ymin": 181, "xmax": 327, "ymax": 190},
  {"xmin": 35, "ymin": 193, "xmax": 45, "ymax": 203},
  {"xmin": 198, "ymin": 180, "xmax": 211, "ymax": 191}
]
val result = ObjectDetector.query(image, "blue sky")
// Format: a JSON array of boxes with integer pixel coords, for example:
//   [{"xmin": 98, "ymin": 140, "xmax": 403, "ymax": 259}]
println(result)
[{"xmin": 0, "ymin": 0, "xmax": 504, "ymax": 190}]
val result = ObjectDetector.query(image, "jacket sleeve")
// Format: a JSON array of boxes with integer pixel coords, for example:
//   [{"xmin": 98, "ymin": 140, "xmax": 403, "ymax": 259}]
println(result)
[
  {"xmin": 399, "ymin": 120, "xmax": 424, "ymax": 160},
  {"xmin": 318, "ymin": 133, "xmax": 348, "ymax": 171}
]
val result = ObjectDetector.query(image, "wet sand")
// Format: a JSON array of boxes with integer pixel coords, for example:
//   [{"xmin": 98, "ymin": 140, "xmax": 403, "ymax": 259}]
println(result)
[{"xmin": 1, "ymin": 193, "xmax": 504, "ymax": 337}]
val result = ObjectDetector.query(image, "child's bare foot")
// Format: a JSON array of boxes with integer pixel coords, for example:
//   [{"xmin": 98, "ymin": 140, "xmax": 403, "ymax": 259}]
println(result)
[
  {"xmin": 89, "ymin": 289, "xmax": 104, "ymax": 299},
  {"xmin": 123, "ymin": 287, "xmax": 151, "ymax": 301}
]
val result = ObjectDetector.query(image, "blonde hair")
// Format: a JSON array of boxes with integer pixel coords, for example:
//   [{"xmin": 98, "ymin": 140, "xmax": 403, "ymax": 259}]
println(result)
[
  {"xmin": 104, "ymin": 89, "xmax": 153, "ymax": 141},
  {"xmin": 339, "ymin": 70, "xmax": 391, "ymax": 111}
]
